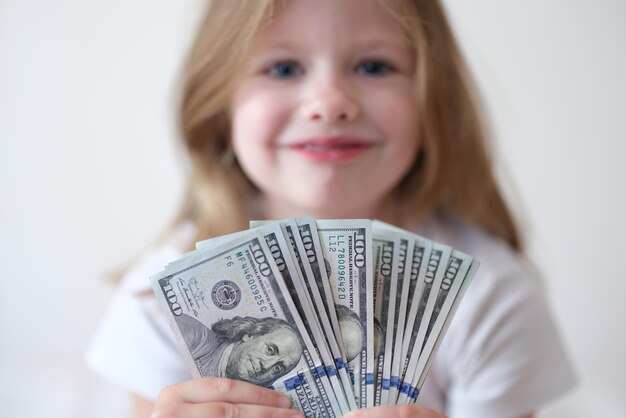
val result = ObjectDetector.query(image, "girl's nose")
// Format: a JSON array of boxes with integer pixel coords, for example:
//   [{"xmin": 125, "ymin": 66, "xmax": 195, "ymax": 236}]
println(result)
[{"xmin": 300, "ymin": 84, "xmax": 359, "ymax": 123}]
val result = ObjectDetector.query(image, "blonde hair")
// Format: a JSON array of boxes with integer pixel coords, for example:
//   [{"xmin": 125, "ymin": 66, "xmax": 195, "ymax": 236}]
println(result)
[{"xmin": 174, "ymin": 0, "xmax": 521, "ymax": 251}]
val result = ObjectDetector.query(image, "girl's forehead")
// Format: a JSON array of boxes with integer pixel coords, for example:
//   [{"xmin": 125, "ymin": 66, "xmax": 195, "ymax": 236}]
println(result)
[{"xmin": 255, "ymin": 0, "xmax": 411, "ymax": 51}]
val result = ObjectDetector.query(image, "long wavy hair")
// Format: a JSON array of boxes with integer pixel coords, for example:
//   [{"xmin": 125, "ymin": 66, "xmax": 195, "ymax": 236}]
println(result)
[{"xmin": 171, "ymin": 0, "xmax": 521, "ymax": 251}]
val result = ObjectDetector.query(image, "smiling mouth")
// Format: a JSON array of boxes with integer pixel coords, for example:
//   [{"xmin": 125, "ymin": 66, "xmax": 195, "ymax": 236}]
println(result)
[
  {"xmin": 294, "ymin": 143, "xmax": 368, "ymax": 151},
  {"xmin": 286, "ymin": 136, "xmax": 375, "ymax": 162}
]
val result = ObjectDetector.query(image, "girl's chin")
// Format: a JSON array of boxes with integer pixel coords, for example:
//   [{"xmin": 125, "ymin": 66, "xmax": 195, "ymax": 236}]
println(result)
[
  {"xmin": 260, "ymin": 181, "xmax": 386, "ymax": 218},
  {"xmin": 270, "ymin": 197, "xmax": 381, "ymax": 219}
]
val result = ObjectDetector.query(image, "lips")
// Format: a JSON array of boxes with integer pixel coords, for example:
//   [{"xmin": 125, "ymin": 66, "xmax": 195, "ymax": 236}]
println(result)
[{"xmin": 286, "ymin": 136, "xmax": 375, "ymax": 162}]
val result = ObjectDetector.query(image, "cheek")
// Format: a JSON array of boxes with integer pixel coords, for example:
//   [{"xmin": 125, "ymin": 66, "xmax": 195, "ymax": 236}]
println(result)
[
  {"xmin": 232, "ymin": 89, "xmax": 292, "ymax": 150},
  {"xmin": 368, "ymin": 90, "xmax": 420, "ymax": 172},
  {"xmin": 375, "ymin": 91, "xmax": 419, "ymax": 141},
  {"xmin": 231, "ymin": 91, "xmax": 294, "ymax": 189},
  {"xmin": 231, "ymin": 88, "xmax": 302, "ymax": 197},
  {"xmin": 379, "ymin": 96, "xmax": 420, "ymax": 192}
]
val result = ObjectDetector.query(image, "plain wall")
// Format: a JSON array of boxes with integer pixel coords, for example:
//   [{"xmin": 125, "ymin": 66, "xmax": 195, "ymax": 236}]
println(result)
[{"xmin": 1, "ymin": 1, "xmax": 624, "ymax": 416}]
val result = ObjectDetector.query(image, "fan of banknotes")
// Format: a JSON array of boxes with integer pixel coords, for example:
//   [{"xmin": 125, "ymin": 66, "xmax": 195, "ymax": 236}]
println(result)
[{"xmin": 151, "ymin": 218, "xmax": 478, "ymax": 417}]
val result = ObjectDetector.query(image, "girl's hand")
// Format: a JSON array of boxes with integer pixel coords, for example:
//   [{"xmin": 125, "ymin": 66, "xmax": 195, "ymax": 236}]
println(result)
[
  {"xmin": 150, "ymin": 377, "xmax": 303, "ymax": 418},
  {"xmin": 344, "ymin": 405, "xmax": 446, "ymax": 418}
]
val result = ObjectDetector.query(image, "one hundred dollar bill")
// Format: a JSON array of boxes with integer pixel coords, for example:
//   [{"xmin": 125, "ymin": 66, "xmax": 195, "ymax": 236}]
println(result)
[
  {"xmin": 371, "ymin": 221, "xmax": 415, "ymax": 404},
  {"xmin": 407, "ymin": 255, "xmax": 478, "ymax": 400},
  {"xmin": 371, "ymin": 232, "xmax": 400, "ymax": 406},
  {"xmin": 295, "ymin": 218, "xmax": 346, "ymax": 355},
  {"xmin": 249, "ymin": 220, "xmax": 356, "ymax": 413},
  {"xmin": 251, "ymin": 219, "xmax": 357, "ymax": 411},
  {"xmin": 151, "ymin": 230, "xmax": 337, "ymax": 417},
  {"xmin": 315, "ymin": 219, "xmax": 374, "ymax": 409},
  {"xmin": 397, "ymin": 243, "xmax": 451, "ymax": 403},
  {"xmin": 393, "ymin": 235, "xmax": 432, "ymax": 404},
  {"xmin": 257, "ymin": 223, "xmax": 351, "ymax": 414}
]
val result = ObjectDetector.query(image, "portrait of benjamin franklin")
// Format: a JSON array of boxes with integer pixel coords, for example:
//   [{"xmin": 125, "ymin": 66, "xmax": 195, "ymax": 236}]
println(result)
[
  {"xmin": 336, "ymin": 305, "xmax": 384, "ymax": 361},
  {"xmin": 336, "ymin": 304, "xmax": 364, "ymax": 362},
  {"xmin": 174, "ymin": 314, "xmax": 303, "ymax": 387}
]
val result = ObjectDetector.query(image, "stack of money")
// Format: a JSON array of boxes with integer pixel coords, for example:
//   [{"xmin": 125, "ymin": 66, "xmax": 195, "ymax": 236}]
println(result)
[{"xmin": 151, "ymin": 218, "xmax": 479, "ymax": 417}]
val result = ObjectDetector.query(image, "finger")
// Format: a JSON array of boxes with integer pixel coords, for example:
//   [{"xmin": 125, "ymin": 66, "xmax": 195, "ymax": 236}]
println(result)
[
  {"xmin": 158, "ymin": 377, "xmax": 292, "ymax": 409},
  {"xmin": 343, "ymin": 405, "xmax": 444, "ymax": 418},
  {"xmin": 153, "ymin": 402, "xmax": 304, "ymax": 418}
]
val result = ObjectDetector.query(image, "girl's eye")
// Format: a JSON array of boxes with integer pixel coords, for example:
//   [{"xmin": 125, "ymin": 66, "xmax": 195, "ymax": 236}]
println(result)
[
  {"xmin": 357, "ymin": 60, "xmax": 394, "ymax": 76},
  {"xmin": 266, "ymin": 60, "xmax": 303, "ymax": 79}
]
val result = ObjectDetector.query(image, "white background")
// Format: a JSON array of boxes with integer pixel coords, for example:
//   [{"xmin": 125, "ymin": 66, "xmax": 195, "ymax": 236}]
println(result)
[{"xmin": 1, "ymin": 1, "xmax": 625, "ymax": 417}]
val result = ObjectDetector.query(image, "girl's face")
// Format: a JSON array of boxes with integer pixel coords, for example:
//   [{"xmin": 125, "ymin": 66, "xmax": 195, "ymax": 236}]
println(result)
[{"xmin": 231, "ymin": 0, "xmax": 419, "ymax": 219}]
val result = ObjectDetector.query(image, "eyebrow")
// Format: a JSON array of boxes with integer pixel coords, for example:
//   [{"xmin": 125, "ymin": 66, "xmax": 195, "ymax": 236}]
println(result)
[
  {"xmin": 261, "ymin": 37, "xmax": 411, "ymax": 54},
  {"xmin": 354, "ymin": 38, "xmax": 412, "ymax": 51}
]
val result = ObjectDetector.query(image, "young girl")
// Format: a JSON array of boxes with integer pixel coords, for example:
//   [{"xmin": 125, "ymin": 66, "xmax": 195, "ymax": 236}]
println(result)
[{"xmin": 86, "ymin": 1, "xmax": 576, "ymax": 417}]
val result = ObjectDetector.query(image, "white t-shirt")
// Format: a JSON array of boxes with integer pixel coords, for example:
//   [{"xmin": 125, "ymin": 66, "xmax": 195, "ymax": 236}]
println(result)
[{"xmin": 86, "ymin": 218, "xmax": 576, "ymax": 418}]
